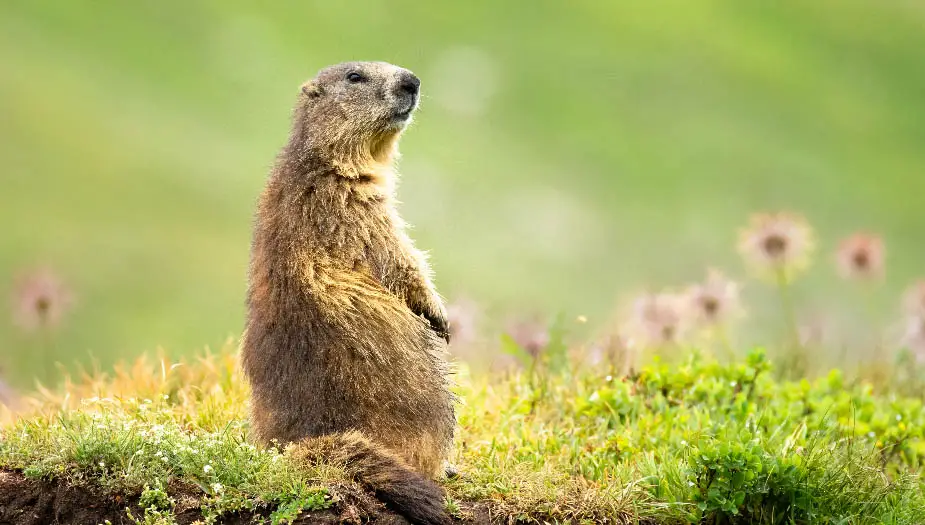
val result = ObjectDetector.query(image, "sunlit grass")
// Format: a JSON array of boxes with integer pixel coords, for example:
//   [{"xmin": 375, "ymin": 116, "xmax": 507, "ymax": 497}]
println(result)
[{"xmin": 1, "ymin": 340, "xmax": 923, "ymax": 523}]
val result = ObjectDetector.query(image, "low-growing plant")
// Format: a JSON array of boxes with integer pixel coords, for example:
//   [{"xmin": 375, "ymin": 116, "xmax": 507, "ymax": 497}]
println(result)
[{"xmin": 1, "ymin": 340, "xmax": 923, "ymax": 523}]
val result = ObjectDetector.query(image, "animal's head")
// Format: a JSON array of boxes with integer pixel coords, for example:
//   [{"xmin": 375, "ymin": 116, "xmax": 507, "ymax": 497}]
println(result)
[{"xmin": 292, "ymin": 61, "xmax": 420, "ymax": 165}]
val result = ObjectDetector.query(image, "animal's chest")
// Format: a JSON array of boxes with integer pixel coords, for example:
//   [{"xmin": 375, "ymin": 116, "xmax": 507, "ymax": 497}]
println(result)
[
  {"xmin": 357, "ymin": 228, "xmax": 404, "ymax": 285},
  {"xmin": 327, "ymin": 201, "xmax": 401, "ymax": 280}
]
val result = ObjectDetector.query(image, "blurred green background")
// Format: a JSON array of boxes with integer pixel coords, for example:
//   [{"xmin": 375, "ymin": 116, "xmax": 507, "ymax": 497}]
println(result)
[{"xmin": 2, "ymin": 1, "xmax": 925, "ymax": 387}]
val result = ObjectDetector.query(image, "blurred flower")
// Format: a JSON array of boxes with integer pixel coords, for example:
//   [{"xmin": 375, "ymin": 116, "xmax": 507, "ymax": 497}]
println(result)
[
  {"xmin": 629, "ymin": 292, "xmax": 688, "ymax": 347},
  {"xmin": 0, "ymin": 370, "xmax": 17, "ymax": 409},
  {"xmin": 900, "ymin": 315, "xmax": 925, "ymax": 363},
  {"xmin": 588, "ymin": 331, "xmax": 635, "ymax": 375},
  {"xmin": 836, "ymin": 233, "xmax": 884, "ymax": 281},
  {"xmin": 11, "ymin": 267, "xmax": 74, "ymax": 333},
  {"xmin": 686, "ymin": 269, "xmax": 742, "ymax": 327},
  {"xmin": 899, "ymin": 281, "xmax": 925, "ymax": 362},
  {"xmin": 738, "ymin": 212, "xmax": 814, "ymax": 280},
  {"xmin": 797, "ymin": 312, "xmax": 834, "ymax": 349},
  {"xmin": 446, "ymin": 296, "xmax": 481, "ymax": 347},
  {"xmin": 504, "ymin": 316, "xmax": 549, "ymax": 359},
  {"xmin": 901, "ymin": 281, "xmax": 925, "ymax": 318}
]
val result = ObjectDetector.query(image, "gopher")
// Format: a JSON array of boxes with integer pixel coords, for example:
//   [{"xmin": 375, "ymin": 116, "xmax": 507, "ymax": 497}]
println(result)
[{"xmin": 241, "ymin": 61, "xmax": 455, "ymax": 525}]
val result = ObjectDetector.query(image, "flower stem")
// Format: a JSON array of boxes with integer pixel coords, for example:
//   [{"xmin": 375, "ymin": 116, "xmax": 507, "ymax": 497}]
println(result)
[
  {"xmin": 775, "ymin": 268, "xmax": 804, "ymax": 377},
  {"xmin": 714, "ymin": 325, "xmax": 735, "ymax": 362},
  {"xmin": 859, "ymin": 282, "xmax": 883, "ymax": 354},
  {"xmin": 39, "ymin": 312, "xmax": 52, "ymax": 386}
]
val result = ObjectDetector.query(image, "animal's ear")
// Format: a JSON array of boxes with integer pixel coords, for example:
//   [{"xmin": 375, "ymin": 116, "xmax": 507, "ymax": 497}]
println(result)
[{"xmin": 301, "ymin": 80, "xmax": 323, "ymax": 99}]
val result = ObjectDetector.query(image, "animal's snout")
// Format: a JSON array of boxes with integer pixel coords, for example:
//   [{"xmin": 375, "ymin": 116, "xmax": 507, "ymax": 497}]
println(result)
[{"xmin": 396, "ymin": 72, "xmax": 420, "ymax": 96}]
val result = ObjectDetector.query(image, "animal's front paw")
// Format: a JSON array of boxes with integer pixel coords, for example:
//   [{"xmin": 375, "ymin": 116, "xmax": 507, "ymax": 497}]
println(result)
[
  {"xmin": 419, "ymin": 298, "xmax": 450, "ymax": 343},
  {"xmin": 443, "ymin": 461, "xmax": 460, "ymax": 479}
]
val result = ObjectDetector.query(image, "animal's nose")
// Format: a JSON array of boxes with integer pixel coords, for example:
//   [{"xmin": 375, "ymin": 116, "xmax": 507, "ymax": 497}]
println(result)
[{"xmin": 397, "ymin": 72, "xmax": 420, "ymax": 96}]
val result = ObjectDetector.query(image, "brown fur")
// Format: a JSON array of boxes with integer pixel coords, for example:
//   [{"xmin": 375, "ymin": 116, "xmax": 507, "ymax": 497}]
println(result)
[
  {"xmin": 291, "ymin": 432, "xmax": 452, "ymax": 525},
  {"xmin": 241, "ymin": 62, "xmax": 455, "ymax": 525}
]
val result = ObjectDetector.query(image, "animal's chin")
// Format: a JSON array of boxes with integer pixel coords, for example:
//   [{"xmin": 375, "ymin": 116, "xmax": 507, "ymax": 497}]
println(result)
[
  {"xmin": 391, "ymin": 97, "xmax": 418, "ymax": 120},
  {"xmin": 385, "ymin": 109, "xmax": 414, "ymax": 130},
  {"xmin": 392, "ymin": 106, "xmax": 415, "ymax": 121}
]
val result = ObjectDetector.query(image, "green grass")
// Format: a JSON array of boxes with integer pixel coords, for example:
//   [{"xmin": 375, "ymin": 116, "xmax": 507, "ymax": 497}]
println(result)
[
  {"xmin": 1, "ymin": 341, "xmax": 923, "ymax": 524},
  {"xmin": 4, "ymin": 1, "xmax": 925, "ymax": 383}
]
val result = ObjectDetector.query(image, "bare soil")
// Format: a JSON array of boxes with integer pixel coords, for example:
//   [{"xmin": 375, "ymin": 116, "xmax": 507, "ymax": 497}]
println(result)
[{"xmin": 0, "ymin": 470, "xmax": 493, "ymax": 525}]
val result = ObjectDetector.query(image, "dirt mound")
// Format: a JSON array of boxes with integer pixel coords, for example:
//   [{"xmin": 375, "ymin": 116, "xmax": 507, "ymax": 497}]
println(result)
[{"xmin": 0, "ymin": 470, "xmax": 490, "ymax": 524}]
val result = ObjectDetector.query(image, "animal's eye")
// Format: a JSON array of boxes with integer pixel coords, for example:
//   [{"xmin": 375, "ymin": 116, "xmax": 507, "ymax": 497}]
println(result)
[{"xmin": 346, "ymin": 72, "xmax": 366, "ymax": 83}]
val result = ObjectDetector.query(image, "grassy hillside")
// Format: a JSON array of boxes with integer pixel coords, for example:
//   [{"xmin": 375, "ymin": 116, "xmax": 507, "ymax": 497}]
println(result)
[
  {"xmin": 3, "ymin": 1, "xmax": 925, "ymax": 383},
  {"xmin": 1, "ymin": 341, "xmax": 924, "ymax": 524}
]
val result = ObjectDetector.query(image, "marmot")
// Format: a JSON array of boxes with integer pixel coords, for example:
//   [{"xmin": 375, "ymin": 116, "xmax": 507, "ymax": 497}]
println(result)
[{"xmin": 241, "ymin": 61, "xmax": 456, "ymax": 525}]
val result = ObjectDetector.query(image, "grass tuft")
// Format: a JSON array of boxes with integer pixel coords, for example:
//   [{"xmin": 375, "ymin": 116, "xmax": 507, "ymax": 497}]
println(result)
[{"xmin": 1, "ymin": 341, "xmax": 923, "ymax": 523}]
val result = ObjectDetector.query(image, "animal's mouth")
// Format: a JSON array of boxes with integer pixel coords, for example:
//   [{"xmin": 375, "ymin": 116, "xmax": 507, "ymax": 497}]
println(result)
[
  {"xmin": 393, "ymin": 105, "xmax": 415, "ymax": 120},
  {"xmin": 392, "ymin": 97, "xmax": 417, "ymax": 120}
]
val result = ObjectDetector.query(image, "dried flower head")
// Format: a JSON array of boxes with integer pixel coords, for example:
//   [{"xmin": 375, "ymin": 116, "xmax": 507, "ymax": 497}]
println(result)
[
  {"xmin": 738, "ymin": 212, "xmax": 815, "ymax": 280},
  {"xmin": 836, "ymin": 233, "xmax": 884, "ymax": 281},
  {"xmin": 686, "ymin": 269, "xmax": 742, "ymax": 327},
  {"xmin": 504, "ymin": 316, "xmax": 550, "ymax": 359},
  {"xmin": 797, "ymin": 312, "xmax": 834, "ymax": 349},
  {"xmin": 900, "ymin": 315, "xmax": 925, "ymax": 363},
  {"xmin": 445, "ymin": 296, "xmax": 481, "ymax": 347},
  {"xmin": 629, "ymin": 291, "xmax": 688, "ymax": 347},
  {"xmin": 901, "ymin": 281, "xmax": 925, "ymax": 318},
  {"xmin": 0, "ymin": 372, "xmax": 18, "ymax": 409},
  {"xmin": 588, "ymin": 331, "xmax": 635, "ymax": 375},
  {"xmin": 11, "ymin": 267, "xmax": 74, "ymax": 333}
]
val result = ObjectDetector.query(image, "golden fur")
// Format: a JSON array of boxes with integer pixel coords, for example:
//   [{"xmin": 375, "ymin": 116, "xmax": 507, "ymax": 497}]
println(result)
[{"xmin": 241, "ymin": 62, "xmax": 455, "ymax": 525}]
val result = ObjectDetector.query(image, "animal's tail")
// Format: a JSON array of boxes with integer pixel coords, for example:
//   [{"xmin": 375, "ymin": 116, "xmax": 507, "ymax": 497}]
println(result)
[{"xmin": 290, "ymin": 431, "xmax": 452, "ymax": 525}]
